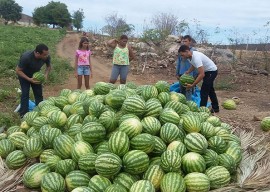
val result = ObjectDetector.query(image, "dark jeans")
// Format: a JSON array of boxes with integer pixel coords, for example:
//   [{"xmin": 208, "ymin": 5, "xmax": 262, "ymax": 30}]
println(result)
[
  {"xmin": 18, "ymin": 77, "xmax": 43, "ymax": 117},
  {"xmin": 200, "ymin": 70, "xmax": 219, "ymax": 110}
]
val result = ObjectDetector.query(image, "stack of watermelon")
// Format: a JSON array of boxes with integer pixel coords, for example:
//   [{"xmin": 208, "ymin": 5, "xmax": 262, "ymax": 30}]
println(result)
[{"xmin": 0, "ymin": 80, "xmax": 242, "ymax": 192}]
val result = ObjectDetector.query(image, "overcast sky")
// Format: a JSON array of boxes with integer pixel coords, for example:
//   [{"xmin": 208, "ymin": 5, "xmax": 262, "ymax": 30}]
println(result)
[{"xmin": 15, "ymin": 0, "xmax": 270, "ymax": 44}]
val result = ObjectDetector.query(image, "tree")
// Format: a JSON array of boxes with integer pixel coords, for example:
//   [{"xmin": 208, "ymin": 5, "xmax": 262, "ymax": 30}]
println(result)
[
  {"xmin": 72, "ymin": 9, "xmax": 84, "ymax": 31},
  {"xmin": 32, "ymin": 1, "xmax": 71, "ymax": 28},
  {"xmin": 0, "ymin": 0, "xmax": 22, "ymax": 25},
  {"xmin": 102, "ymin": 12, "xmax": 134, "ymax": 37},
  {"xmin": 151, "ymin": 12, "xmax": 179, "ymax": 37}
]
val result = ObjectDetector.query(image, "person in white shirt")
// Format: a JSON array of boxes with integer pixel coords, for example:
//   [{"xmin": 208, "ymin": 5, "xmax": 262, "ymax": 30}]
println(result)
[{"xmin": 178, "ymin": 45, "xmax": 219, "ymax": 113}]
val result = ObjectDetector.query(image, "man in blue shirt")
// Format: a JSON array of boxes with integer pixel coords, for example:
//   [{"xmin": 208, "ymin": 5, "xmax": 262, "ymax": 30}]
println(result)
[
  {"xmin": 176, "ymin": 35, "xmax": 197, "ymax": 100},
  {"xmin": 16, "ymin": 44, "xmax": 51, "ymax": 118}
]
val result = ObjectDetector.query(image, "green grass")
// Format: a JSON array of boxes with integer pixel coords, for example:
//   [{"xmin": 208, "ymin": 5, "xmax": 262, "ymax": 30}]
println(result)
[{"xmin": 0, "ymin": 25, "xmax": 72, "ymax": 127}]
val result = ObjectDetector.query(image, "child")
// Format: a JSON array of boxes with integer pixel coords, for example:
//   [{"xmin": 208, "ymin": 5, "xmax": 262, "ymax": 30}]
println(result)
[
  {"xmin": 176, "ymin": 35, "xmax": 197, "ymax": 100},
  {"xmin": 106, "ymin": 35, "xmax": 135, "ymax": 84},
  {"xmin": 75, "ymin": 37, "xmax": 92, "ymax": 89}
]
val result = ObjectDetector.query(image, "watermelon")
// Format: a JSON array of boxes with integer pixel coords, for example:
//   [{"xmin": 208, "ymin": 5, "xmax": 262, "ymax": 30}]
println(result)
[
  {"xmin": 154, "ymin": 80, "xmax": 170, "ymax": 93},
  {"xmin": 122, "ymin": 150, "xmax": 149, "ymax": 174},
  {"xmin": 33, "ymin": 71, "xmax": 45, "ymax": 83},
  {"xmin": 157, "ymin": 92, "xmax": 171, "ymax": 107},
  {"xmin": 118, "ymin": 118, "xmax": 142, "ymax": 138},
  {"xmin": 144, "ymin": 98, "xmax": 163, "ymax": 117},
  {"xmin": 55, "ymin": 159, "xmax": 77, "ymax": 177},
  {"xmin": 108, "ymin": 131, "xmax": 130, "ymax": 157},
  {"xmin": 41, "ymin": 128, "xmax": 62, "ymax": 148},
  {"xmin": 65, "ymin": 170, "xmax": 90, "ymax": 191},
  {"xmin": 141, "ymin": 85, "xmax": 159, "ymax": 101},
  {"xmin": 105, "ymin": 89, "xmax": 126, "ymax": 109},
  {"xmin": 95, "ymin": 152, "xmax": 122, "ymax": 178},
  {"xmin": 218, "ymin": 153, "xmax": 237, "ymax": 174},
  {"xmin": 71, "ymin": 187, "xmax": 93, "ymax": 192},
  {"xmin": 206, "ymin": 116, "xmax": 221, "ymax": 127},
  {"xmin": 202, "ymin": 149, "xmax": 219, "ymax": 168},
  {"xmin": 205, "ymin": 166, "xmax": 231, "ymax": 189},
  {"xmin": 143, "ymin": 165, "xmax": 164, "ymax": 190},
  {"xmin": 170, "ymin": 92, "xmax": 187, "ymax": 104},
  {"xmin": 208, "ymin": 135, "xmax": 228, "ymax": 154},
  {"xmin": 39, "ymin": 149, "xmax": 55, "ymax": 163},
  {"xmin": 78, "ymin": 153, "xmax": 98, "ymax": 174},
  {"xmin": 6, "ymin": 150, "xmax": 27, "ymax": 169},
  {"xmin": 182, "ymin": 115, "xmax": 201, "ymax": 133},
  {"xmin": 181, "ymin": 152, "xmax": 206, "ymax": 174},
  {"xmin": 88, "ymin": 175, "xmax": 112, "ymax": 192},
  {"xmin": 222, "ymin": 99, "xmax": 237, "ymax": 110},
  {"xmin": 105, "ymin": 184, "xmax": 127, "ymax": 192},
  {"xmin": 160, "ymin": 123, "xmax": 180, "ymax": 144},
  {"xmin": 71, "ymin": 141, "xmax": 94, "ymax": 162},
  {"xmin": 113, "ymin": 172, "xmax": 138, "ymax": 190},
  {"xmin": 141, "ymin": 116, "xmax": 161, "ymax": 135},
  {"xmin": 179, "ymin": 74, "xmax": 195, "ymax": 85},
  {"xmin": 23, "ymin": 137, "xmax": 43, "ymax": 158},
  {"xmin": 41, "ymin": 172, "xmax": 66, "ymax": 192},
  {"xmin": 184, "ymin": 132, "xmax": 208, "ymax": 154},
  {"xmin": 184, "ymin": 172, "xmax": 210, "ymax": 192},
  {"xmin": 81, "ymin": 122, "xmax": 106, "ymax": 144},
  {"xmin": 23, "ymin": 111, "xmax": 39, "ymax": 127},
  {"xmin": 88, "ymin": 100, "xmax": 105, "ymax": 118},
  {"xmin": 261, "ymin": 116, "xmax": 270, "ymax": 131},
  {"xmin": 200, "ymin": 122, "xmax": 216, "ymax": 139},
  {"xmin": 160, "ymin": 150, "xmax": 182, "ymax": 173},
  {"xmin": 53, "ymin": 134, "xmax": 75, "ymax": 159},
  {"xmin": 130, "ymin": 180, "xmax": 155, "ymax": 192},
  {"xmin": 22, "ymin": 163, "xmax": 50, "ymax": 189},
  {"xmin": 93, "ymin": 82, "xmax": 115, "ymax": 95},
  {"xmin": 159, "ymin": 108, "xmax": 180, "ymax": 125},
  {"xmin": 122, "ymin": 95, "xmax": 146, "ymax": 117},
  {"xmin": 160, "ymin": 172, "xmax": 186, "ymax": 192},
  {"xmin": 98, "ymin": 110, "xmax": 119, "ymax": 133},
  {"xmin": 164, "ymin": 100, "xmax": 185, "ymax": 116},
  {"xmin": 45, "ymin": 155, "xmax": 62, "ymax": 171},
  {"xmin": 130, "ymin": 133, "xmax": 155, "ymax": 153},
  {"xmin": 8, "ymin": 132, "xmax": 29, "ymax": 149},
  {"xmin": 167, "ymin": 140, "xmax": 187, "ymax": 157},
  {"xmin": 0, "ymin": 139, "xmax": 16, "ymax": 158},
  {"xmin": 152, "ymin": 136, "xmax": 167, "ymax": 156},
  {"xmin": 225, "ymin": 145, "xmax": 242, "ymax": 165}
]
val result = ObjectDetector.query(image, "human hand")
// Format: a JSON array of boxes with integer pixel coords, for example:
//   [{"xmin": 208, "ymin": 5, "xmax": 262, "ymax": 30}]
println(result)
[
  {"xmin": 185, "ymin": 83, "xmax": 194, "ymax": 89},
  {"xmin": 74, "ymin": 73, "xmax": 78, "ymax": 78},
  {"xmin": 90, "ymin": 73, "xmax": 93, "ymax": 78},
  {"xmin": 30, "ymin": 78, "xmax": 41, "ymax": 84}
]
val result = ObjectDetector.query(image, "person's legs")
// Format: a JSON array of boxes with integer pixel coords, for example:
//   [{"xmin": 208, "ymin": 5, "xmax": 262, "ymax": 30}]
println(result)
[
  {"xmin": 200, "ymin": 73, "xmax": 211, "ymax": 107},
  {"xmin": 109, "ymin": 65, "xmax": 120, "ymax": 84},
  {"xmin": 83, "ymin": 66, "xmax": 90, "ymax": 89},
  {"xmin": 119, "ymin": 65, "xmax": 129, "ymax": 84},
  {"xmin": 208, "ymin": 71, "xmax": 219, "ymax": 111},
  {"xmin": 77, "ymin": 65, "xmax": 83, "ymax": 89},
  {"xmin": 31, "ymin": 83, "xmax": 43, "ymax": 106},
  {"xmin": 18, "ymin": 77, "xmax": 30, "ymax": 117}
]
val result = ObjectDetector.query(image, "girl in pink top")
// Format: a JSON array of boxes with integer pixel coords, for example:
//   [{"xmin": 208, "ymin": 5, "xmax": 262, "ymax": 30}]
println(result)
[{"xmin": 75, "ymin": 37, "xmax": 92, "ymax": 89}]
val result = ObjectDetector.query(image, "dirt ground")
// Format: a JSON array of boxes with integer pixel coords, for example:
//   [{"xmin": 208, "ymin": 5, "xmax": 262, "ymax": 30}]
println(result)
[{"xmin": 44, "ymin": 33, "xmax": 270, "ymax": 135}]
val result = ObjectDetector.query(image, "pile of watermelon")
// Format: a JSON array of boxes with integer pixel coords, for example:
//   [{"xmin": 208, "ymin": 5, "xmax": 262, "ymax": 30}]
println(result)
[{"xmin": 0, "ymin": 81, "xmax": 242, "ymax": 192}]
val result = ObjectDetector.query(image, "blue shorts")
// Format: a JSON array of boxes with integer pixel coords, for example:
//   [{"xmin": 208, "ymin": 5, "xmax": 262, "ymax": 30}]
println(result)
[
  {"xmin": 77, "ymin": 65, "xmax": 90, "ymax": 75},
  {"xmin": 110, "ymin": 64, "xmax": 129, "ymax": 81}
]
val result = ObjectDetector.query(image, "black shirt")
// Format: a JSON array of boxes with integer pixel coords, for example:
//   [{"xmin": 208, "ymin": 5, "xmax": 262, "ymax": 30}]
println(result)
[{"xmin": 18, "ymin": 51, "xmax": 51, "ymax": 77}]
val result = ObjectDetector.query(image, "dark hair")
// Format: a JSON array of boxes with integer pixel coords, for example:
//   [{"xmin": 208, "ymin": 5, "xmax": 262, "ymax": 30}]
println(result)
[
  {"xmin": 182, "ymin": 35, "xmax": 192, "ymax": 41},
  {"xmin": 178, "ymin": 45, "xmax": 190, "ymax": 53},
  {"xmin": 35, "ymin": 44, "xmax": 48, "ymax": 54},
  {"xmin": 119, "ymin": 35, "xmax": 128, "ymax": 40},
  {"xmin": 78, "ymin": 37, "xmax": 90, "ymax": 50}
]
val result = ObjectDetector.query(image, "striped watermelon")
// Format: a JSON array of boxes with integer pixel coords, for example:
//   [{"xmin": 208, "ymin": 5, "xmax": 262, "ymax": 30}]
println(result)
[
  {"xmin": 152, "ymin": 136, "xmax": 167, "ymax": 156},
  {"xmin": 113, "ymin": 172, "xmax": 139, "ymax": 190},
  {"xmin": 66, "ymin": 114, "xmax": 83, "ymax": 129},
  {"xmin": 88, "ymin": 175, "xmax": 112, "ymax": 192},
  {"xmin": 218, "ymin": 153, "xmax": 237, "ymax": 174},
  {"xmin": 225, "ymin": 145, "xmax": 242, "ymax": 165},
  {"xmin": 98, "ymin": 110, "xmax": 119, "ymax": 133},
  {"xmin": 55, "ymin": 159, "xmax": 77, "ymax": 177},
  {"xmin": 165, "ymin": 100, "xmax": 185, "ymax": 116},
  {"xmin": 154, "ymin": 80, "xmax": 170, "ymax": 93},
  {"xmin": 205, "ymin": 166, "xmax": 231, "ymax": 189},
  {"xmin": 126, "ymin": 81, "xmax": 137, "ymax": 89},
  {"xmin": 157, "ymin": 92, "xmax": 171, "ymax": 107},
  {"xmin": 222, "ymin": 99, "xmax": 237, "ymax": 110},
  {"xmin": 141, "ymin": 85, "xmax": 159, "ymax": 101},
  {"xmin": 23, "ymin": 137, "xmax": 43, "ymax": 158},
  {"xmin": 45, "ymin": 155, "xmax": 62, "ymax": 171},
  {"xmin": 179, "ymin": 74, "xmax": 195, "ymax": 85},
  {"xmin": 184, "ymin": 132, "xmax": 208, "ymax": 154},
  {"xmin": 0, "ymin": 133, "xmax": 7, "ymax": 140},
  {"xmin": 159, "ymin": 108, "xmax": 180, "ymax": 125},
  {"xmin": 181, "ymin": 152, "xmax": 206, "ymax": 174},
  {"xmin": 208, "ymin": 136, "xmax": 228, "ymax": 154},
  {"xmin": 182, "ymin": 115, "xmax": 201, "ymax": 133},
  {"xmin": 54, "ymin": 96, "xmax": 69, "ymax": 109},
  {"xmin": 66, "ymin": 123, "xmax": 82, "ymax": 138},
  {"xmin": 39, "ymin": 149, "xmax": 55, "ymax": 163},
  {"xmin": 24, "ymin": 111, "xmax": 39, "ymax": 127},
  {"xmin": 6, "ymin": 125, "xmax": 22, "ymax": 136},
  {"xmin": 130, "ymin": 180, "xmax": 155, "ymax": 192},
  {"xmin": 141, "ymin": 116, "xmax": 161, "ymax": 135},
  {"xmin": 160, "ymin": 150, "xmax": 182, "ymax": 173},
  {"xmin": 105, "ymin": 89, "xmax": 127, "ymax": 109},
  {"xmin": 122, "ymin": 150, "xmax": 149, "ymax": 174},
  {"xmin": 93, "ymin": 82, "xmax": 115, "ymax": 95},
  {"xmin": 88, "ymin": 100, "xmax": 105, "ymax": 118},
  {"xmin": 83, "ymin": 115, "xmax": 98, "ymax": 125},
  {"xmin": 144, "ymin": 98, "xmax": 163, "ymax": 117},
  {"xmin": 105, "ymin": 184, "xmax": 127, "ymax": 192},
  {"xmin": 200, "ymin": 122, "xmax": 216, "ymax": 139},
  {"xmin": 41, "ymin": 172, "xmax": 66, "ymax": 192},
  {"xmin": 261, "ymin": 116, "xmax": 270, "ymax": 131},
  {"xmin": 71, "ymin": 186, "xmax": 93, "ymax": 192},
  {"xmin": 6, "ymin": 150, "xmax": 27, "ymax": 169},
  {"xmin": 71, "ymin": 141, "xmax": 94, "ymax": 162},
  {"xmin": 160, "ymin": 172, "xmax": 186, "ymax": 192},
  {"xmin": 48, "ymin": 111, "xmax": 67, "ymax": 128},
  {"xmin": 206, "ymin": 116, "xmax": 221, "ymax": 127},
  {"xmin": 66, "ymin": 170, "xmax": 90, "ymax": 191},
  {"xmin": 95, "ymin": 152, "xmax": 122, "ymax": 178},
  {"xmin": 78, "ymin": 153, "xmax": 98, "ymax": 174},
  {"xmin": 130, "ymin": 133, "xmax": 155, "ymax": 153},
  {"xmin": 33, "ymin": 71, "xmax": 45, "ymax": 83},
  {"xmin": 8, "ymin": 132, "xmax": 29, "ymax": 149},
  {"xmin": 186, "ymin": 100, "xmax": 199, "ymax": 112},
  {"xmin": 41, "ymin": 128, "xmax": 62, "ymax": 148},
  {"xmin": 202, "ymin": 149, "xmax": 219, "ymax": 168},
  {"xmin": 22, "ymin": 163, "xmax": 50, "ymax": 189},
  {"xmin": 68, "ymin": 92, "xmax": 81, "ymax": 104},
  {"xmin": 60, "ymin": 88, "xmax": 72, "ymax": 97},
  {"xmin": 108, "ymin": 131, "xmax": 130, "ymax": 157},
  {"xmin": 0, "ymin": 139, "xmax": 16, "ymax": 158},
  {"xmin": 81, "ymin": 122, "xmax": 106, "ymax": 144},
  {"xmin": 184, "ymin": 172, "xmax": 210, "ymax": 192},
  {"xmin": 167, "ymin": 140, "xmax": 187, "ymax": 157},
  {"xmin": 170, "ymin": 92, "xmax": 186, "ymax": 104},
  {"xmin": 122, "ymin": 95, "xmax": 146, "ymax": 117},
  {"xmin": 118, "ymin": 114, "xmax": 140, "ymax": 125},
  {"xmin": 53, "ymin": 134, "xmax": 75, "ymax": 159},
  {"xmin": 39, "ymin": 124, "xmax": 52, "ymax": 135},
  {"xmin": 26, "ymin": 127, "xmax": 39, "ymax": 138},
  {"xmin": 143, "ymin": 165, "xmax": 164, "ymax": 190},
  {"xmin": 160, "ymin": 123, "xmax": 180, "ymax": 143},
  {"xmin": 118, "ymin": 118, "xmax": 142, "ymax": 138},
  {"xmin": 94, "ymin": 141, "xmax": 110, "ymax": 155}
]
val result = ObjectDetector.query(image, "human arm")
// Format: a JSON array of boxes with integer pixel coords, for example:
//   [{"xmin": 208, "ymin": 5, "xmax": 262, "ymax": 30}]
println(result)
[
  {"xmin": 44, "ymin": 64, "xmax": 51, "ymax": 81},
  {"xmin": 74, "ymin": 55, "xmax": 78, "ymax": 78},
  {"xmin": 106, "ymin": 39, "xmax": 118, "ymax": 49},
  {"xmin": 15, "ymin": 66, "xmax": 40, "ymax": 84},
  {"xmin": 185, "ymin": 66, "xmax": 205, "ymax": 89},
  {"xmin": 185, "ymin": 65, "xmax": 196, "ymax": 74},
  {"xmin": 128, "ymin": 45, "xmax": 135, "ymax": 62},
  {"xmin": 89, "ymin": 55, "xmax": 93, "ymax": 78}
]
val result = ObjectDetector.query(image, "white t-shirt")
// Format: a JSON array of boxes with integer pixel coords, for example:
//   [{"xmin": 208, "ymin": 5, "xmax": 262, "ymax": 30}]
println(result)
[{"xmin": 188, "ymin": 51, "xmax": 217, "ymax": 72}]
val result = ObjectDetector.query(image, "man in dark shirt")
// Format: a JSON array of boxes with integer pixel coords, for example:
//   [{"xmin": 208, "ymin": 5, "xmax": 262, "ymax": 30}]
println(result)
[{"xmin": 16, "ymin": 44, "xmax": 51, "ymax": 118}]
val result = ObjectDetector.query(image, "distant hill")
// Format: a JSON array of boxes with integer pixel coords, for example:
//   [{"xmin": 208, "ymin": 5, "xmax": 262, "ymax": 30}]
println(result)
[{"xmin": 216, "ymin": 43, "xmax": 270, "ymax": 51}]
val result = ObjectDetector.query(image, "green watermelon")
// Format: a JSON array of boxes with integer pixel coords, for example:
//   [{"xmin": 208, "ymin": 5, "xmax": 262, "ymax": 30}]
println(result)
[
  {"xmin": 160, "ymin": 172, "xmax": 186, "ymax": 192},
  {"xmin": 205, "ymin": 166, "xmax": 231, "ymax": 189},
  {"xmin": 130, "ymin": 180, "xmax": 155, "ymax": 192},
  {"xmin": 41, "ymin": 172, "xmax": 66, "ymax": 192},
  {"xmin": 261, "ymin": 116, "xmax": 270, "ymax": 131},
  {"xmin": 65, "ymin": 170, "xmax": 90, "ymax": 191},
  {"xmin": 122, "ymin": 150, "xmax": 149, "ymax": 174},
  {"xmin": 179, "ymin": 74, "xmax": 195, "ymax": 85},
  {"xmin": 108, "ymin": 131, "xmax": 130, "ymax": 157},
  {"xmin": 33, "ymin": 71, "xmax": 45, "ymax": 83},
  {"xmin": 184, "ymin": 172, "xmax": 210, "ymax": 192},
  {"xmin": 222, "ymin": 99, "xmax": 237, "ymax": 110}
]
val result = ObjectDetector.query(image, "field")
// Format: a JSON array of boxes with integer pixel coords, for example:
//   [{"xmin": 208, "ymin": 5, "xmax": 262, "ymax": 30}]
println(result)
[{"xmin": 0, "ymin": 26, "xmax": 270, "ymax": 191}]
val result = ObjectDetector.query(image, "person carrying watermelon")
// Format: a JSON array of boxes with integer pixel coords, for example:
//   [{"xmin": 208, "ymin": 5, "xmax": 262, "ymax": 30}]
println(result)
[
  {"xmin": 106, "ymin": 35, "xmax": 135, "ymax": 84},
  {"xmin": 178, "ymin": 45, "xmax": 220, "ymax": 113},
  {"xmin": 176, "ymin": 35, "xmax": 198, "ymax": 100},
  {"xmin": 15, "ymin": 44, "xmax": 51, "ymax": 118}
]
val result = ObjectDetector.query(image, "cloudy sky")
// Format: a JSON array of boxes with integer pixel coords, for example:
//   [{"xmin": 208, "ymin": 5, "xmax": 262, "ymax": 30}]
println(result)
[{"xmin": 16, "ymin": 0, "xmax": 270, "ymax": 44}]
